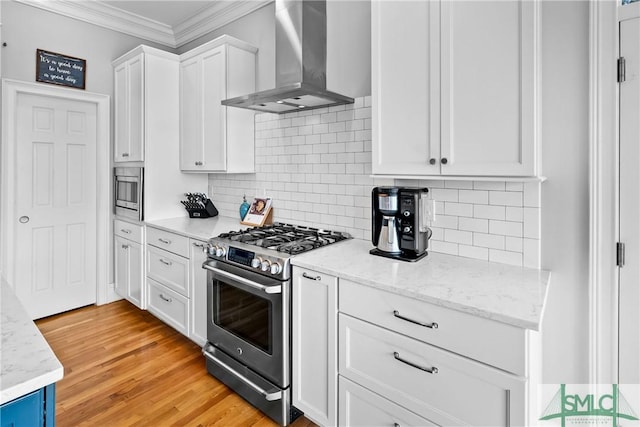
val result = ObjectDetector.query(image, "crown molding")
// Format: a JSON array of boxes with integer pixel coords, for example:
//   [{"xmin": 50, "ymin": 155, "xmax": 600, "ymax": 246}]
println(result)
[
  {"xmin": 14, "ymin": 0, "xmax": 273, "ymax": 48},
  {"xmin": 174, "ymin": 0, "xmax": 272, "ymax": 47}
]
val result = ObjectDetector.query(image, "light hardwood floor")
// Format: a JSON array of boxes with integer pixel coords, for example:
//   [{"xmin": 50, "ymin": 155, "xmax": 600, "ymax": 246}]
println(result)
[{"xmin": 36, "ymin": 300, "xmax": 316, "ymax": 427}]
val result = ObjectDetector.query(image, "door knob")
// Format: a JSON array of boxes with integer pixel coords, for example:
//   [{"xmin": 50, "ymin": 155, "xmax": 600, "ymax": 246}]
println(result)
[
  {"xmin": 441, "ymin": 157, "xmax": 448, "ymax": 165},
  {"xmin": 429, "ymin": 158, "xmax": 436, "ymax": 165},
  {"xmin": 18, "ymin": 216, "xmax": 29, "ymax": 223}
]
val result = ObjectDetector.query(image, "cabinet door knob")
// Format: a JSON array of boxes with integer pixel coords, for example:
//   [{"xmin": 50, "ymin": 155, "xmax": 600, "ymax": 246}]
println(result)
[
  {"xmin": 195, "ymin": 161, "xmax": 203, "ymax": 166},
  {"xmin": 441, "ymin": 157, "xmax": 448, "ymax": 165},
  {"xmin": 429, "ymin": 158, "xmax": 436, "ymax": 165}
]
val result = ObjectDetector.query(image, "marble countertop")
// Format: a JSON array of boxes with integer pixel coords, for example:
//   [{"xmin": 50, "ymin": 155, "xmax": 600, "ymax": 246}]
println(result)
[
  {"xmin": 145, "ymin": 215, "xmax": 247, "ymax": 241},
  {"xmin": 291, "ymin": 239, "xmax": 550, "ymax": 331},
  {"xmin": 1, "ymin": 277, "xmax": 63, "ymax": 405}
]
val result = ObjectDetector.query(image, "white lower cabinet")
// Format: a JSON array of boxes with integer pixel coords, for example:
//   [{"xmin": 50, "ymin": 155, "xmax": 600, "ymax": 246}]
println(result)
[
  {"xmin": 144, "ymin": 226, "xmax": 209, "ymax": 346},
  {"xmin": 189, "ymin": 239, "xmax": 209, "ymax": 346},
  {"xmin": 291, "ymin": 266, "xmax": 539, "ymax": 427},
  {"xmin": 114, "ymin": 219, "xmax": 145, "ymax": 309},
  {"xmin": 339, "ymin": 376, "xmax": 436, "ymax": 427},
  {"xmin": 146, "ymin": 227, "xmax": 191, "ymax": 337},
  {"xmin": 292, "ymin": 267, "xmax": 338, "ymax": 427},
  {"xmin": 339, "ymin": 313, "xmax": 525, "ymax": 426}
]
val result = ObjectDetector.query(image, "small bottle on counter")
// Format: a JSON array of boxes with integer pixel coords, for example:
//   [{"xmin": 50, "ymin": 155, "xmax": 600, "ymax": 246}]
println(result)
[{"xmin": 240, "ymin": 195, "xmax": 250, "ymax": 220}]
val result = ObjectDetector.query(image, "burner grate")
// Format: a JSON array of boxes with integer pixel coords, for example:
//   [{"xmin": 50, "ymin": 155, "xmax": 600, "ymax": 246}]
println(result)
[{"xmin": 216, "ymin": 222, "xmax": 350, "ymax": 254}]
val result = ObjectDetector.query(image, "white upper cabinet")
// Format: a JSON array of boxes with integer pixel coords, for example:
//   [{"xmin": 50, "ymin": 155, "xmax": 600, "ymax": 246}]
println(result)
[
  {"xmin": 179, "ymin": 36, "xmax": 257, "ymax": 173},
  {"xmin": 372, "ymin": 0, "xmax": 539, "ymax": 177},
  {"xmin": 114, "ymin": 54, "xmax": 144, "ymax": 162}
]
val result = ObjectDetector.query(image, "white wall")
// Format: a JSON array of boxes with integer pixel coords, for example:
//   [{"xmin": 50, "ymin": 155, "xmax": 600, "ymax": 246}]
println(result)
[
  {"xmin": 540, "ymin": 1, "xmax": 590, "ymax": 383},
  {"xmin": 0, "ymin": 1, "xmax": 174, "ymax": 94}
]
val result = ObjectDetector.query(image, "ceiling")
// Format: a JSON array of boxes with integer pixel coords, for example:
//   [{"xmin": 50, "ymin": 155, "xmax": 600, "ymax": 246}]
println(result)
[{"xmin": 15, "ymin": 0, "xmax": 272, "ymax": 48}]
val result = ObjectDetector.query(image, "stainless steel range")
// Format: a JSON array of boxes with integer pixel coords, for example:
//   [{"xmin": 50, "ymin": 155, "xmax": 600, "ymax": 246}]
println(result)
[{"xmin": 202, "ymin": 223, "xmax": 351, "ymax": 425}]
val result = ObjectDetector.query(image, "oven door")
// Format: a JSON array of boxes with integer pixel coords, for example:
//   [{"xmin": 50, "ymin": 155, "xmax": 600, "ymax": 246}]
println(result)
[{"xmin": 204, "ymin": 260, "xmax": 289, "ymax": 388}]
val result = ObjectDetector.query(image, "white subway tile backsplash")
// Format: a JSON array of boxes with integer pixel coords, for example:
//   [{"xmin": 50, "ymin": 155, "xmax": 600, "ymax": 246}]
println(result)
[
  {"xmin": 459, "ymin": 189, "xmax": 488, "ymax": 204},
  {"xmin": 444, "ymin": 229, "xmax": 473, "ymax": 245},
  {"xmin": 505, "ymin": 207, "xmax": 524, "ymax": 222},
  {"xmin": 489, "ymin": 220, "xmax": 523, "ymax": 237},
  {"xmin": 209, "ymin": 96, "xmax": 541, "ymax": 268},
  {"xmin": 489, "ymin": 249, "xmax": 523, "ymax": 267},
  {"xmin": 459, "ymin": 245, "xmax": 489, "ymax": 261},
  {"xmin": 444, "ymin": 202, "xmax": 473, "ymax": 218},
  {"xmin": 489, "ymin": 191, "xmax": 523, "ymax": 207},
  {"xmin": 474, "ymin": 204, "xmax": 506, "ymax": 221},
  {"xmin": 474, "ymin": 233, "xmax": 505, "ymax": 250},
  {"xmin": 459, "ymin": 217, "xmax": 489, "ymax": 233}
]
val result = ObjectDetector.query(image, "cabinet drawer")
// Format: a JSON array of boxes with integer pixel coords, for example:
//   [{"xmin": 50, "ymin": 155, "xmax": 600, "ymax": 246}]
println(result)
[
  {"xmin": 147, "ymin": 246, "xmax": 189, "ymax": 297},
  {"xmin": 147, "ymin": 278, "xmax": 189, "ymax": 336},
  {"xmin": 340, "ymin": 279, "xmax": 527, "ymax": 375},
  {"xmin": 147, "ymin": 227, "xmax": 190, "ymax": 257},
  {"xmin": 339, "ymin": 376, "xmax": 436, "ymax": 427},
  {"xmin": 339, "ymin": 314, "xmax": 526, "ymax": 426},
  {"xmin": 114, "ymin": 219, "xmax": 144, "ymax": 243}
]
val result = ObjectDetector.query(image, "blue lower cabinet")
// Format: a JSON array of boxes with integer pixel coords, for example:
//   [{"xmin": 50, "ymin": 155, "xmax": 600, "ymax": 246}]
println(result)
[{"xmin": 0, "ymin": 384, "xmax": 55, "ymax": 427}]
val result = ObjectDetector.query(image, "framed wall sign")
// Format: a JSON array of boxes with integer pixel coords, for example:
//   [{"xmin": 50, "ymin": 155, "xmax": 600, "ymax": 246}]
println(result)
[{"xmin": 36, "ymin": 49, "xmax": 86, "ymax": 89}]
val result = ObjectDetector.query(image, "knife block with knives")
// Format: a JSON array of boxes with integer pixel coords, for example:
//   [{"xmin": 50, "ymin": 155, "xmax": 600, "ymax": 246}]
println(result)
[{"xmin": 181, "ymin": 193, "xmax": 219, "ymax": 218}]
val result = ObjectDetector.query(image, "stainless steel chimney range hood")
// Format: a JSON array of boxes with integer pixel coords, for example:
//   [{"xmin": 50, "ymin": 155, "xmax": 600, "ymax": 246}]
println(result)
[{"xmin": 222, "ymin": 0, "xmax": 354, "ymax": 114}]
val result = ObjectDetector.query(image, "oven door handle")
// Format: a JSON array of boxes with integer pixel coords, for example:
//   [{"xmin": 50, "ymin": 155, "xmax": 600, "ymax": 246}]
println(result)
[
  {"xmin": 202, "ymin": 347, "xmax": 283, "ymax": 402},
  {"xmin": 203, "ymin": 263, "xmax": 282, "ymax": 295}
]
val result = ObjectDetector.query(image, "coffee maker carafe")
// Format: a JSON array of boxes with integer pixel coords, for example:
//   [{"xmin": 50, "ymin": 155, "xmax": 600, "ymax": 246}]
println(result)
[{"xmin": 371, "ymin": 187, "xmax": 430, "ymax": 262}]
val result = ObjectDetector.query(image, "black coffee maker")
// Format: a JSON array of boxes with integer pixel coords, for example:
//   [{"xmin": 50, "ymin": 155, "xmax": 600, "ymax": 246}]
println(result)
[{"xmin": 370, "ymin": 187, "xmax": 431, "ymax": 262}]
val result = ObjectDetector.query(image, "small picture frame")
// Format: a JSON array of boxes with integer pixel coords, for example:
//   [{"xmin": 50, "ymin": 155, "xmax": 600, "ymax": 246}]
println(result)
[{"xmin": 241, "ymin": 197, "xmax": 273, "ymax": 226}]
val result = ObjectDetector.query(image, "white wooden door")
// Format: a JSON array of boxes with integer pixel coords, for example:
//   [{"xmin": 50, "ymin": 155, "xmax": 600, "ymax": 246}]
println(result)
[
  {"xmin": 201, "ymin": 46, "xmax": 227, "ymax": 172},
  {"xmin": 440, "ymin": 0, "xmax": 537, "ymax": 176},
  {"xmin": 371, "ymin": 0, "xmax": 440, "ymax": 176},
  {"xmin": 114, "ymin": 235, "xmax": 129, "ymax": 301},
  {"xmin": 292, "ymin": 267, "xmax": 338, "ymax": 426},
  {"xmin": 619, "ymin": 16, "xmax": 640, "ymax": 384},
  {"xmin": 179, "ymin": 57, "xmax": 203, "ymax": 171},
  {"xmin": 14, "ymin": 92, "xmax": 97, "ymax": 319},
  {"xmin": 189, "ymin": 239, "xmax": 208, "ymax": 346},
  {"xmin": 114, "ymin": 55, "xmax": 144, "ymax": 162}
]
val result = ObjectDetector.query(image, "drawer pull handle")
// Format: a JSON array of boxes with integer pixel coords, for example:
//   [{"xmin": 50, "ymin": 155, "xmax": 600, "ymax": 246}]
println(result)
[
  {"xmin": 121, "ymin": 229, "xmax": 131, "ymax": 234},
  {"xmin": 159, "ymin": 294, "xmax": 172, "ymax": 303},
  {"xmin": 393, "ymin": 352, "xmax": 438, "ymax": 374},
  {"xmin": 158, "ymin": 238, "xmax": 171, "ymax": 244},
  {"xmin": 394, "ymin": 424, "xmax": 400, "ymax": 427},
  {"xmin": 302, "ymin": 272, "xmax": 321, "ymax": 281},
  {"xmin": 159, "ymin": 258, "xmax": 172, "ymax": 266},
  {"xmin": 393, "ymin": 310, "xmax": 438, "ymax": 329},
  {"xmin": 121, "ymin": 244, "xmax": 129, "ymax": 249},
  {"xmin": 193, "ymin": 243, "xmax": 206, "ymax": 248}
]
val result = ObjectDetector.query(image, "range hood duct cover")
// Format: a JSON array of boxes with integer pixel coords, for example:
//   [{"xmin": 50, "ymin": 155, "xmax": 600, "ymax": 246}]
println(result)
[{"xmin": 222, "ymin": 0, "xmax": 354, "ymax": 114}]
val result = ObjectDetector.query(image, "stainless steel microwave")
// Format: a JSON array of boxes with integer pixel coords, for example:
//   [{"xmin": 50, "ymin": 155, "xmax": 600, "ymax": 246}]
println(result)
[{"xmin": 114, "ymin": 167, "xmax": 143, "ymax": 220}]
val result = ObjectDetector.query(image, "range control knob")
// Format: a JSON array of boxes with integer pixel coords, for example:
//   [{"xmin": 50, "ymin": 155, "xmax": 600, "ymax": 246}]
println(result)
[
  {"xmin": 261, "ymin": 260, "xmax": 271, "ymax": 272},
  {"xmin": 251, "ymin": 257, "xmax": 262, "ymax": 269},
  {"xmin": 207, "ymin": 244, "xmax": 216, "ymax": 256},
  {"xmin": 403, "ymin": 226, "xmax": 412, "ymax": 233},
  {"xmin": 270, "ymin": 262, "xmax": 282, "ymax": 275},
  {"xmin": 215, "ymin": 246, "xmax": 226, "ymax": 257},
  {"xmin": 403, "ymin": 210, "xmax": 411, "ymax": 217}
]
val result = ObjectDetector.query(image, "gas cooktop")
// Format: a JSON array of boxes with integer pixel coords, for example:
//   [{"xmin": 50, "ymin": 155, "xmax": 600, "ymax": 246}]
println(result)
[
  {"xmin": 207, "ymin": 223, "xmax": 351, "ymax": 280},
  {"xmin": 217, "ymin": 222, "xmax": 351, "ymax": 255}
]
